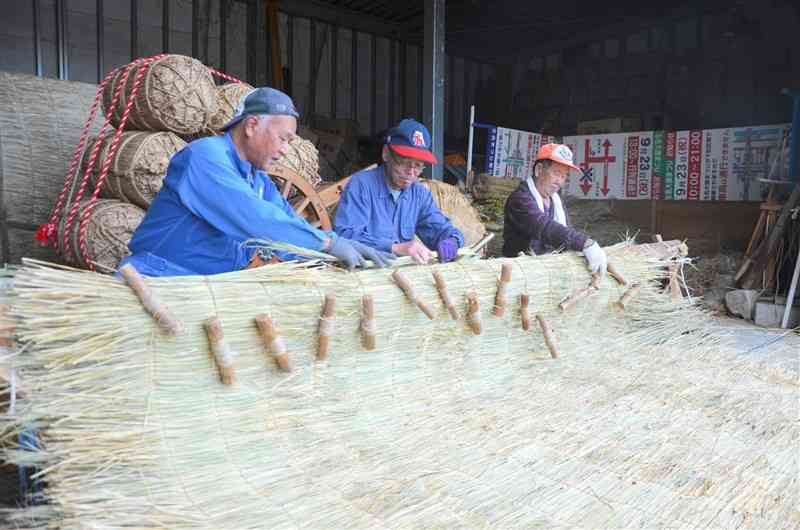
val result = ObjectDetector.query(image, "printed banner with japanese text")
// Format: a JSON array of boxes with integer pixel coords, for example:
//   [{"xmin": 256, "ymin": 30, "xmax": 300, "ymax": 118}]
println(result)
[{"xmin": 484, "ymin": 123, "xmax": 790, "ymax": 201}]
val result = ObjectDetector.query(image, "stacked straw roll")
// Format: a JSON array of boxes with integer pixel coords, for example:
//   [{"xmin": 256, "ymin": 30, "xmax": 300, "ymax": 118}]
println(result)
[
  {"xmin": 420, "ymin": 179, "xmax": 486, "ymax": 246},
  {"xmin": 81, "ymin": 131, "xmax": 187, "ymax": 208},
  {"xmin": 64, "ymin": 56, "xmax": 250, "ymax": 272},
  {"xmin": 60, "ymin": 54, "xmax": 324, "ymax": 273},
  {"xmin": 102, "ymin": 55, "xmax": 217, "ymax": 136}
]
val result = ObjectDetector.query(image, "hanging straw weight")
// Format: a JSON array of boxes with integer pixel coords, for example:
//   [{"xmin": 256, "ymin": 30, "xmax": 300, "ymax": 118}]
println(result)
[
  {"xmin": 82, "ymin": 131, "xmax": 186, "ymax": 208},
  {"xmin": 57, "ymin": 199, "xmax": 145, "ymax": 271},
  {"xmin": 102, "ymin": 54, "xmax": 217, "ymax": 135}
]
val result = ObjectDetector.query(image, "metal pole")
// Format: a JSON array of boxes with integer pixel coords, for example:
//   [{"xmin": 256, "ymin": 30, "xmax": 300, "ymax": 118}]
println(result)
[
  {"xmin": 388, "ymin": 39, "xmax": 395, "ymax": 125},
  {"xmin": 781, "ymin": 243, "xmax": 800, "ymax": 328},
  {"xmin": 370, "ymin": 34, "xmax": 376, "ymax": 135},
  {"xmin": 33, "ymin": 0, "xmax": 42, "ymax": 76},
  {"xmin": 331, "ymin": 25, "xmax": 337, "ymax": 117},
  {"xmin": 423, "ymin": 0, "xmax": 445, "ymax": 180},
  {"xmin": 220, "ymin": 0, "xmax": 227, "ymax": 71},
  {"xmin": 466, "ymin": 104, "xmax": 476, "ymax": 187},
  {"xmin": 162, "ymin": 0, "xmax": 169, "ymax": 53},
  {"xmin": 784, "ymin": 89, "xmax": 800, "ymax": 184},
  {"xmin": 130, "ymin": 0, "xmax": 138, "ymax": 61},
  {"xmin": 399, "ymin": 42, "xmax": 407, "ymax": 117},
  {"xmin": 96, "ymin": 0, "xmax": 104, "ymax": 82},
  {"xmin": 192, "ymin": 0, "xmax": 199, "ymax": 60},
  {"xmin": 309, "ymin": 19, "xmax": 316, "ymax": 119},
  {"xmin": 351, "ymin": 28, "xmax": 357, "ymax": 121},
  {"xmin": 55, "ymin": 0, "xmax": 68, "ymax": 80}
]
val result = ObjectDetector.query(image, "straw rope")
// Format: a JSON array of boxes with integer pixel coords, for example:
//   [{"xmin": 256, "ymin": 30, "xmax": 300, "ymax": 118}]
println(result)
[{"xmin": 2, "ymin": 243, "xmax": 798, "ymax": 529}]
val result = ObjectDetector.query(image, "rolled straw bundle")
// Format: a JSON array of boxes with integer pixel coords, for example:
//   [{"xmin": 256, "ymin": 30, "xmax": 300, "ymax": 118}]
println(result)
[
  {"xmin": 206, "ymin": 82, "xmax": 254, "ymax": 132},
  {"xmin": 84, "ymin": 131, "xmax": 186, "ymax": 208},
  {"xmin": 420, "ymin": 179, "xmax": 486, "ymax": 246},
  {"xmin": 8, "ymin": 241, "xmax": 781, "ymax": 530},
  {"xmin": 56, "ymin": 199, "xmax": 145, "ymax": 271},
  {"xmin": 102, "ymin": 54, "xmax": 216, "ymax": 135}
]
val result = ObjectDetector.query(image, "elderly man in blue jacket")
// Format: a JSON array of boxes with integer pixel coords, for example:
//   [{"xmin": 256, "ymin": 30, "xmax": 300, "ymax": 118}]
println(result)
[
  {"xmin": 334, "ymin": 119, "xmax": 464, "ymax": 264},
  {"xmin": 120, "ymin": 87, "xmax": 392, "ymax": 277}
]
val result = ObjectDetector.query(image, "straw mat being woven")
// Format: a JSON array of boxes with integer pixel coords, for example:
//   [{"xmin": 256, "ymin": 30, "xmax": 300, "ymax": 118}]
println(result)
[{"xmin": 2, "ymin": 242, "xmax": 798, "ymax": 529}]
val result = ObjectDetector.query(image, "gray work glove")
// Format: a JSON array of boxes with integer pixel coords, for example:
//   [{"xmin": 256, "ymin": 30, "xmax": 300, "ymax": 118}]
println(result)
[
  {"xmin": 582, "ymin": 241, "xmax": 608, "ymax": 277},
  {"xmin": 328, "ymin": 237, "xmax": 395, "ymax": 271}
]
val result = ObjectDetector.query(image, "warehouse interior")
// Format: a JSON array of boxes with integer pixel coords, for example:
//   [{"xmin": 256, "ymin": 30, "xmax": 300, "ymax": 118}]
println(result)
[{"xmin": 0, "ymin": 0, "xmax": 799, "ymax": 526}]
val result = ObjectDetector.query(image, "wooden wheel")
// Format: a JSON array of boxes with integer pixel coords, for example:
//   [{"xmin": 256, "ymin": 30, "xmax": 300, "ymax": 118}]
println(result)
[{"xmin": 268, "ymin": 165, "xmax": 332, "ymax": 231}]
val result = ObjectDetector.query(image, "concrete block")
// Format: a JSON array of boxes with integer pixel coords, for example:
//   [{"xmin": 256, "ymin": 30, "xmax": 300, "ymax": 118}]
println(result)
[
  {"xmin": 724, "ymin": 289, "xmax": 759, "ymax": 320},
  {"xmin": 754, "ymin": 301, "xmax": 799, "ymax": 328}
]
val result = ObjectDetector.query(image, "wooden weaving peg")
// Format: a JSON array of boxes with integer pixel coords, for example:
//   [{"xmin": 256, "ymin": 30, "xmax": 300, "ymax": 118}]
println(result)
[
  {"xmin": 119, "ymin": 263, "xmax": 183, "ymax": 336},
  {"xmin": 519, "ymin": 293, "xmax": 531, "ymax": 331},
  {"xmin": 465, "ymin": 292, "xmax": 482, "ymax": 335},
  {"xmin": 317, "ymin": 294, "xmax": 336, "ymax": 361},
  {"xmin": 203, "ymin": 316, "xmax": 235, "ymax": 385},
  {"xmin": 615, "ymin": 283, "xmax": 642, "ymax": 311},
  {"xmin": 255, "ymin": 314, "xmax": 291, "ymax": 372},
  {"xmin": 392, "ymin": 270, "xmax": 435, "ymax": 320},
  {"xmin": 492, "ymin": 263, "xmax": 513, "ymax": 316},
  {"xmin": 668, "ymin": 263, "xmax": 683, "ymax": 300},
  {"xmin": 607, "ymin": 262, "xmax": 628, "ymax": 286},
  {"xmin": 535, "ymin": 314, "xmax": 560, "ymax": 359},
  {"xmin": 361, "ymin": 295, "xmax": 376, "ymax": 350},
  {"xmin": 558, "ymin": 273, "xmax": 600, "ymax": 312},
  {"xmin": 432, "ymin": 271, "xmax": 459, "ymax": 320}
]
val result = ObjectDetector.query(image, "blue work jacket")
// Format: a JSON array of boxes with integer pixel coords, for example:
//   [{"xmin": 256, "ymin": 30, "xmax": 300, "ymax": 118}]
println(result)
[
  {"xmin": 334, "ymin": 165, "xmax": 464, "ymax": 252},
  {"xmin": 122, "ymin": 133, "xmax": 329, "ymax": 277}
]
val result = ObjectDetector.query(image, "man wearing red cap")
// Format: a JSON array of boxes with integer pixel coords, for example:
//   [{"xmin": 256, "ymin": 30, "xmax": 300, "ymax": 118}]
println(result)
[
  {"xmin": 334, "ymin": 119, "xmax": 464, "ymax": 264},
  {"xmin": 503, "ymin": 143, "xmax": 607, "ymax": 276}
]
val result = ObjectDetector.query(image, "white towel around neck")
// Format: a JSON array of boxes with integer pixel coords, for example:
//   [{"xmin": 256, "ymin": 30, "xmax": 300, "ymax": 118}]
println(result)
[{"xmin": 526, "ymin": 176, "xmax": 567, "ymax": 226}]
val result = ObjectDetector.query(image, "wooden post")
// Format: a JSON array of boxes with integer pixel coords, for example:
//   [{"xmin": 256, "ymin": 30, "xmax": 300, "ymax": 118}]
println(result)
[
  {"xmin": 519, "ymin": 293, "xmax": 531, "ymax": 331},
  {"xmin": 317, "ymin": 294, "xmax": 336, "ymax": 361},
  {"xmin": 255, "ymin": 314, "xmax": 291, "ymax": 372},
  {"xmin": 361, "ymin": 295, "xmax": 376, "ymax": 350},
  {"xmin": 536, "ymin": 314, "xmax": 559, "ymax": 359},
  {"xmin": 203, "ymin": 317, "xmax": 235, "ymax": 385},
  {"xmin": 465, "ymin": 292, "xmax": 482, "ymax": 335},
  {"xmin": 492, "ymin": 263, "xmax": 513, "ymax": 316},
  {"xmin": 432, "ymin": 271, "xmax": 459, "ymax": 320},
  {"xmin": 559, "ymin": 274, "xmax": 600, "ymax": 311},
  {"xmin": 607, "ymin": 262, "xmax": 628, "ymax": 286},
  {"xmin": 668, "ymin": 263, "xmax": 683, "ymax": 300},
  {"xmin": 615, "ymin": 283, "xmax": 642, "ymax": 311},
  {"xmin": 392, "ymin": 270, "xmax": 435, "ymax": 320},
  {"xmin": 119, "ymin": 264, "xmax": 183, "ymax": 336}
]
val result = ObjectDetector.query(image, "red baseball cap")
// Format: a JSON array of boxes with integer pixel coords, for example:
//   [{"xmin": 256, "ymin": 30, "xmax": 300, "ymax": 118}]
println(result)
[
  {"xmin": 386, "ymin": 119, "xmax": 438, "ymax": 165},
  {"xmin": 536, "ymin": 143, "xmax": 581, "ymax": 172}
]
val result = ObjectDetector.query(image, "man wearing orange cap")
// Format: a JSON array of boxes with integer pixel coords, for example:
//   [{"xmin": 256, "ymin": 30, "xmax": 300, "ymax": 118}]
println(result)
[{"xmin": 503, "ymin": 143, "xmax": 607, "ymax": 276}]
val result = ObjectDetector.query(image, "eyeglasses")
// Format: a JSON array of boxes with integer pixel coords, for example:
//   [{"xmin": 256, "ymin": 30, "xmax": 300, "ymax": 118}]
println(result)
[{"xmin": 389, "ymin": 150, "xmax": 426, "ymax": 172}]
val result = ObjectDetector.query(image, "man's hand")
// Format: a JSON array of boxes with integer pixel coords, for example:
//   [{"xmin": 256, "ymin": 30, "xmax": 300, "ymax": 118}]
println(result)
[
  {"xmin": 582, "ymin": 240, "xmax": 608, "ymax": 277},
  {"xmin": 392, "ymin": 240, "xmax": 433, "ymax": 265},
  {"xmin": 436, "ymin": 237, "xmax": 459, "ymax": 263},
  {"xmin": 328, "ymin": 237, "xmax": 395, "ymax": 271}
]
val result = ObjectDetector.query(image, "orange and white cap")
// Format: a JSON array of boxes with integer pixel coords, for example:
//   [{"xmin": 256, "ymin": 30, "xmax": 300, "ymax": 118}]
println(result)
[{"xmin": 535, "ymin": 143, "xmax": 581, "ymax": 172}]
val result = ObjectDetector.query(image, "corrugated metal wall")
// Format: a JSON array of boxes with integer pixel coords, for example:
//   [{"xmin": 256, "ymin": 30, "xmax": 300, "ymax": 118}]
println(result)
[{"xmin": 0, "ymin": 0, "xmax": 500, "ymax": 144}]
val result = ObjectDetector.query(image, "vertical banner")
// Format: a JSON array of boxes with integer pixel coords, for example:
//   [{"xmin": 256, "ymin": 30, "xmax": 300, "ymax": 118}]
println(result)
[
  {"xmin": 664, "ymin": 131, "xmax": 676, "ymax": 199},
  {"xmin": 485, "ymin": 126, "xmax": 498, "ymax": 175},
  {"xmin": 674, "ymin": 131, "xmax": 690, "ymax": 200},
  {"xmin": 687, "ymin": 129, "xmax": 703, "ymax": 200},
  {"xmin": 563, "ymin": 134, "xmax": 626, "ymax": 199},
  {"xmin": 651, "ymin": 131, "xmax": 665, "ymax": 200},
  {"xmin": 486, "ymin": 127, "xmax": 544, "ymax": 178},
  {"xmin": 625, "ymin": 134, "xmax": 640, "ymax": 198},
  {"xmin": 730, "ymin": 124, "xmax": 790, "ymax": 201},
  {"xmin": 637, "ymin": 133, "xmax": 653, "ymax": 199},
  {"xmin": 719, "ymin": 128, "xmax": 731, "ymax": 200}
]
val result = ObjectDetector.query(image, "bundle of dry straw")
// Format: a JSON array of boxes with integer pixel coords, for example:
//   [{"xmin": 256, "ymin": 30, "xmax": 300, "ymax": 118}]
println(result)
[{"xmin": 1, "ymin": 243, "xmax": 797, "ymax": 529}]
